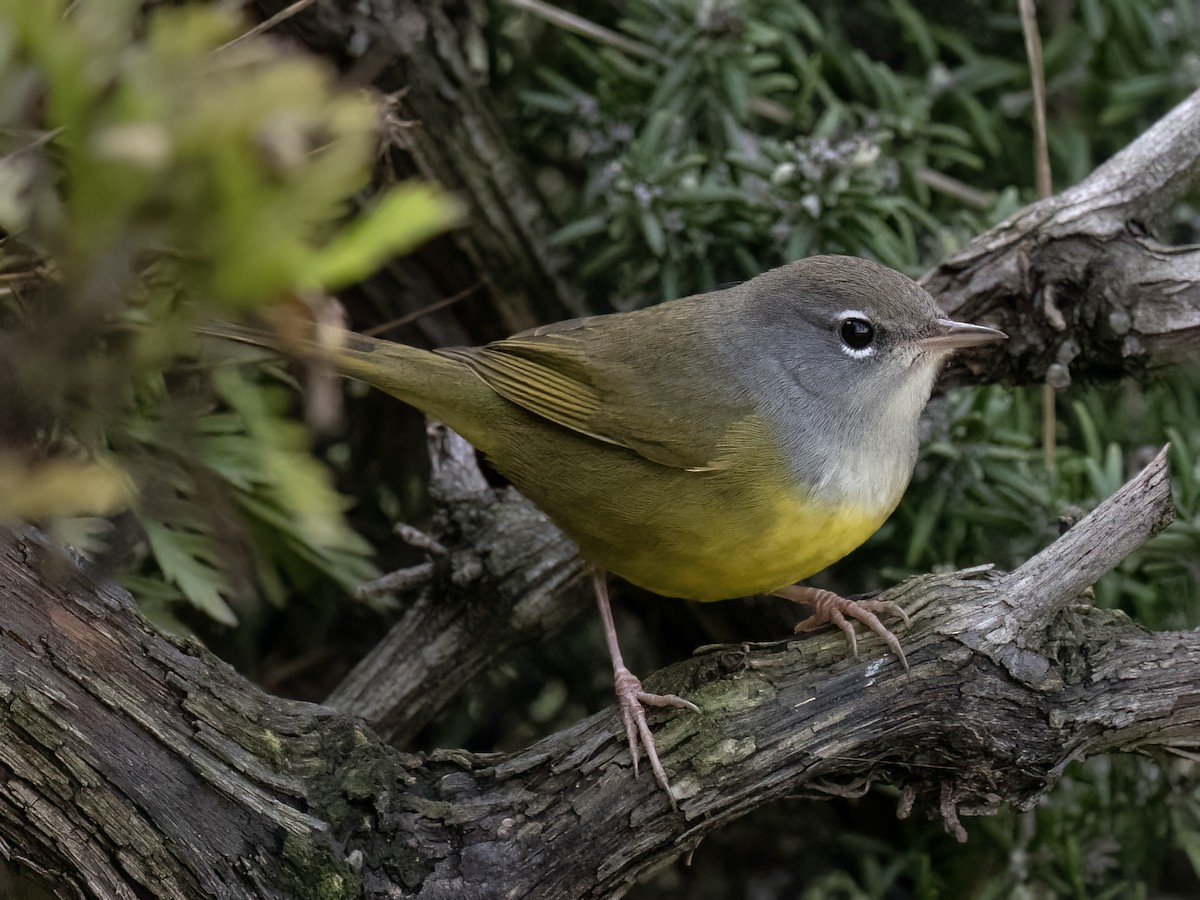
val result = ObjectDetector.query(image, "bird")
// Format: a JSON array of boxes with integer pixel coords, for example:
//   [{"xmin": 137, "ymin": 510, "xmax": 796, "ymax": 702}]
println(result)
[{"xmin": 204, "ymin": 254, "xmax": 1006, "ymax": 805}]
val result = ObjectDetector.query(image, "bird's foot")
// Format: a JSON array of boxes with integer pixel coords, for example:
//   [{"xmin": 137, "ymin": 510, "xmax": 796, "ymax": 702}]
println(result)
[
  {"xmin": 612, "ymin": 666, "xmax": 700, "ymax": 806},
  {"xmin": 773, "ymin": 584, "xmax": 910, "ymax": 672}
]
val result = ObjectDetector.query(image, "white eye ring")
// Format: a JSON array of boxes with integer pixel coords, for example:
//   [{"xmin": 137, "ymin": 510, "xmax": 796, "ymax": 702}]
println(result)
[{"xmin": 837, "ymin": 309, "xmax": 876, "ymax": 359}]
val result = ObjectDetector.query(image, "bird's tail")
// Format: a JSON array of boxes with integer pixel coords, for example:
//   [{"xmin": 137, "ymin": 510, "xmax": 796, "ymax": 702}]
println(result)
[{"xmin": 198, "ymin": 320, "xmax": 483, "ymax": 426}]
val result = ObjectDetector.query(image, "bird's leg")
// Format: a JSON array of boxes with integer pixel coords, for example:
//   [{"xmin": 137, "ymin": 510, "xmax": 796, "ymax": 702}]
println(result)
[
  {"xmin": 773, "ymin": 584, "xmax": 910, "ymax": 672},
  {"xmin": 593, "ymin": 570, "xmax": 700, "ymax": 806}
]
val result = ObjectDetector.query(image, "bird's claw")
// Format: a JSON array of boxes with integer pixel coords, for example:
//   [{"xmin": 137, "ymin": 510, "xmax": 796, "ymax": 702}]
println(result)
[
  {"xmin": 612, "ymin": 667, "xmax": 699, "ymax": 807},
  {"xmin": 777, "ymin": 585, "xmax": 910, "ymax": 672}
]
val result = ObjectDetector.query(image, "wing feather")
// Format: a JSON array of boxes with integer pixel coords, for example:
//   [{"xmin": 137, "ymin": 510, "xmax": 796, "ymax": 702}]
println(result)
[{"xmin": 437, "ymin": 311, "xmax": 762, "ymax": 472}]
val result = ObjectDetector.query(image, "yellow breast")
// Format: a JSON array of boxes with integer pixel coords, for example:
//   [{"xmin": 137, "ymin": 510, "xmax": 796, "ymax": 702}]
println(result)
[
  {"xmin": 486, "ymin": 403, "xmax": 913, "ymax": 605},
  {"xmin": 609, "ymin": 487, "xmax": 894, "ymax": 602}
]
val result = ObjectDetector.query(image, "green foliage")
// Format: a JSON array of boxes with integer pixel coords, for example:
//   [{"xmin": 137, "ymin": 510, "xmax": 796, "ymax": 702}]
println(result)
[
  {"xmin": 518, "ymin": 0, "xmax": 1008, "ymax": 305},
  {"xmin": 885, "ymin": 0, "xmax": 1200, "ymax": 186},
  {"xmin": 780, "ymin": 755, "xmax": 1200, "ymax": 900},
  {"xmin": 506, "ymin": 0, "xmax": 1198, "ymax": 307},
  {"xmin": 4, "ymin": 0, "xmax": 458, "ymax": 305},
  {"xmin": 860, "ymin": 374, "xmax": 1199, "ymax": 629},
  {"xmin": 0, "ymin": 0, "xmax": 456, "ymax": 626}
]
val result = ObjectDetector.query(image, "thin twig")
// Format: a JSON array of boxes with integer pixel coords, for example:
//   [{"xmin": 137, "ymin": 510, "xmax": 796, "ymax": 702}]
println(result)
[
  {"xmin": 747, "ymin": 97, "xmax": 793, "ymax": 125},
  {"xmin": 918, "ymin": 168, "xmax": 995, "ymax": 210},
  {"xmin": 1, "ymin": 126, "xmax": 65, "ymax": 164},
  {"xmin": 217, "ymin": 0, "xmax": 318, "ymax": 51},
  {"xmin": 356, "ymin": 562, "xmax": 435, "ymax": 598},
  {"xmin": 1019, "ymin": 0, "xmax": 1053, "ymax": 201},
  {"xmin": 362, "ymin": 282, "xmax": 484, "ymax": 337},
  {"xmin": 502, "ymin": 0, "xmax": 661, "ymax": 62},
  {"xmin": 1018, "ymin": 0, "xmax": 1057, "ymax": 470}
]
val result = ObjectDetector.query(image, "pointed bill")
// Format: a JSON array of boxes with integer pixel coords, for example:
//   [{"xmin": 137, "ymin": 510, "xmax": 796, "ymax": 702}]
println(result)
[{"xmin": 919, "ymin": 318, "xmax": 1007, "ymax": 352}]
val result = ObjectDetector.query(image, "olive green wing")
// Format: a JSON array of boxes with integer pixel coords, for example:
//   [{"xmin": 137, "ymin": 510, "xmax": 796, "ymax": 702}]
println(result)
[{"xmin": 437, "ymin": 317, "xmax": 764, "ymax": 472}]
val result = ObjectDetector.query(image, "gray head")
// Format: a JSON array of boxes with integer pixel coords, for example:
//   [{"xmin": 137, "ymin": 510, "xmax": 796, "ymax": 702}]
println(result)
[
  {"xmin": 745, "ymin": 255, "xmax": 1002, "ymax": 390},
  {"xmin": 729, "ymin": 255, "xmax": 1006, "ymax": 510}
]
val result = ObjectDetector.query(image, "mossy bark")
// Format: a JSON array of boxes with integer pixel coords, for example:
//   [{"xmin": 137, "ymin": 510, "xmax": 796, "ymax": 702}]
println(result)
[{"xmin": 2, "ymin": 451, "xmax": 1196, "ymax": 898}]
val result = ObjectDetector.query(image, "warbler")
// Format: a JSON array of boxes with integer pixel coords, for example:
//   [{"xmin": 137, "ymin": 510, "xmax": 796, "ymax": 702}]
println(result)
[{"xmin": 207, "ymin": 255, "xmax": 1006, "ymax": 803}]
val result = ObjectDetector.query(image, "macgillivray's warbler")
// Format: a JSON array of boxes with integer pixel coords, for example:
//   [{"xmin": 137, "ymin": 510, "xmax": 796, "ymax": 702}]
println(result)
[{"xmin": 206, "ymin": 254, "xmax": 1006, "ymax": 804}]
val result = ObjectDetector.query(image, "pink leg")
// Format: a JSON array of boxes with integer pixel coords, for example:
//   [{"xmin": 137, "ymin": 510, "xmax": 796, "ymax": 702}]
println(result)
[
  {"xmin": 594, "ymin": 570, "xmax": 700, "ymax": 806},
  {"xmin": 773, "ymin": 584, "xmax": 910, "ymax": 672}
]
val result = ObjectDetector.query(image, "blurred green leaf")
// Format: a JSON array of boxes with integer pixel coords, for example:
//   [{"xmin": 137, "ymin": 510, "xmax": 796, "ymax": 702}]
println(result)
[
  {"xmin": 143, "ymin": 519, "xmax": 238, "ymax": 626},
  {"xmin": 303, "ymin": 182, "xmax": 463, "ymax": 290}
]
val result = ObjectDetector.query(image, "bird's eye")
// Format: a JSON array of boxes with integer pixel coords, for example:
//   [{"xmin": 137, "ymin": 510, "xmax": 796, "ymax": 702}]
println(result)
[{"xmin": 839, "ymin": 317, "xmax": 875, "ymax": 351}]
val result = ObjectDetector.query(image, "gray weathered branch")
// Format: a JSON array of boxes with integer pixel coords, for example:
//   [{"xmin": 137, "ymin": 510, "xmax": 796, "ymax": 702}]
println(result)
[
  {"xmin": 1, "ymin": 450, "xmax": 1193, "ymax": 898},
  {"xmin": 927, "ymin": 87, "xmax": 1200, "ymax": 388},
  {"xmin": 324, "ymin": 424, "xmax": 590, "ymax": 743}
]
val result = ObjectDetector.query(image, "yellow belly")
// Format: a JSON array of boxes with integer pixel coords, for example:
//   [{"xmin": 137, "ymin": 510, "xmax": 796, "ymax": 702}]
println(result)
[
  {"xmin": 460, "ymin": 395, "xmax": 906, "ymax": 605},
  {"xmin": 600, "ymin": 492, "xmax": 892, "ymax": 602}
]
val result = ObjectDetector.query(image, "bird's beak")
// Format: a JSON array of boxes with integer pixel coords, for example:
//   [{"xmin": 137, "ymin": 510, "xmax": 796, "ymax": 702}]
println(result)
[{"xmin": 919, "ymin": 318, "xmax": 1008, "ymax": 352}]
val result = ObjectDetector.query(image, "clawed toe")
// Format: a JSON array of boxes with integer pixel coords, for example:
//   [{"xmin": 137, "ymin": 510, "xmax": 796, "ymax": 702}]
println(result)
[
  {"xmin": 639, "ymin": 690, "xmax": 701, "ymax": 714},
  {"xmin": 612, "ymin": 667, "xmax": 699, "ymax": 805},
  {"xmin": 594, "ymin": 571, "xmax": 700, "ymax": 806},
  {"xmin": 774, "ymin": 584, "xmax": 910, "ymax": 671}
]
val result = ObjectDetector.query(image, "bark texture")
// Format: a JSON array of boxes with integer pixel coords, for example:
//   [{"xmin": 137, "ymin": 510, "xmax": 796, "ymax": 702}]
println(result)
[
  {"xmin": 926, "ymin": 86, "xmax": 1200, "ymax": 388},
  {"xmin": 323, "ymin": 424, "xmax": 590, "ymax": 744},
  {"xmin": 1, "ymin": 449, "xmax": 1195, "ymax": 899}
]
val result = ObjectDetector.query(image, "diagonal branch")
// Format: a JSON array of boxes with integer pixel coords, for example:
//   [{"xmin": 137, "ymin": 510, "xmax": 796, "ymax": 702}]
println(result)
[
  {"xmin": 1005, "ymin": 444, "xmax": 1174, "ymax": 623},
  {"xmin": 926, "ymin": 88, "xmax": 1200, "ymax": 388},
  {"xmin": 324, "ymin": 425, "xmax": 591, "ymax": 743},
  {"xmin": 0, "ymin": 451, "xmax": 1193, "ymax": 898}
]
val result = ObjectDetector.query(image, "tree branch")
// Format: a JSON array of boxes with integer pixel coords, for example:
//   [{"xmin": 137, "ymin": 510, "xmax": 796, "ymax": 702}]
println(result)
[
  {"xmin": 925, "ymin": 88, "xmax": 1200, "ymax": 388},
  {"xmin": 2, "ymin": 451, "xmax": 1193, "ymax": 898},
  {"xmin": 324, "ymin": 425, "xmax": 590, "ymax": 744},
  {"xmin": 1005, "ymin": 444, "xmax": 1174, "ymax": 623}
]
